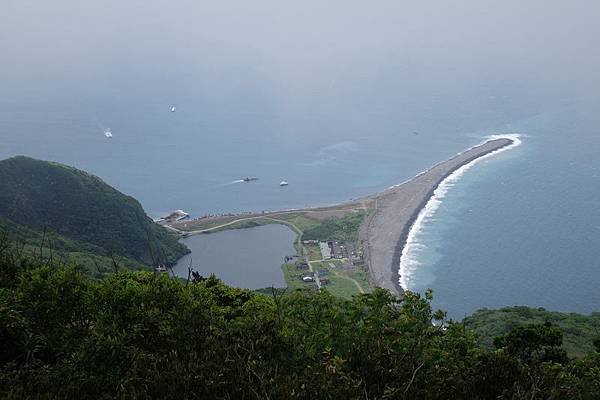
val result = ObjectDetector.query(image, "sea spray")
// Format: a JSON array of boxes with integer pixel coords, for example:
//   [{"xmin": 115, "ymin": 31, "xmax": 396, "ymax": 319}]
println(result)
[{"xmin": 398, "ymin": 134, "xmax": 522, "ymax": 290}]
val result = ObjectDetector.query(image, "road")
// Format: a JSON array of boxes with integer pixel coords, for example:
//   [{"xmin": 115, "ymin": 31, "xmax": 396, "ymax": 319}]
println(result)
[{"xmin": 164, "ymin": 208, "xmax": 370, "ymax": 293}]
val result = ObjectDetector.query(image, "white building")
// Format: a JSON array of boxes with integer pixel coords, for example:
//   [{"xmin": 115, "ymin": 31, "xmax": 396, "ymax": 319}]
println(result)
[{"xmin": 319, "ymin": 241, "xmax": 332, "ymax": 260}]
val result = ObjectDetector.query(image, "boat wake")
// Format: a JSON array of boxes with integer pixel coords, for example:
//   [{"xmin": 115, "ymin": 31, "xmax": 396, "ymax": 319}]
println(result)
[{"xmin": 398, "ymin": 134, "xmax": 522, "ymax": 291}]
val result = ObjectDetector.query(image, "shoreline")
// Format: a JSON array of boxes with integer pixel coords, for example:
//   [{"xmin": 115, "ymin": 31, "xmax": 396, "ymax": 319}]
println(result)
[
  {"xmin": 360, "ymin": 136, "xmax": 518, "ymax": 295},
  {"xmin": 164, "ymin": 136, "xmax": 520, "ymax": 294},
  {"xmin": 398, "ymin": 135, "xmax": 522, "ymax": 291}
]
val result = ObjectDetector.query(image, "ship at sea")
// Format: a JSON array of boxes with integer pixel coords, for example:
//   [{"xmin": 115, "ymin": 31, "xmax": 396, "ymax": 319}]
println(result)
[
  {"xmin": 243, "ymin": 177, "xmax": 258, "ymax": 182},
  {"xmin": 279, "ymin": 181, "xmax": 288, "ymax": 186}
]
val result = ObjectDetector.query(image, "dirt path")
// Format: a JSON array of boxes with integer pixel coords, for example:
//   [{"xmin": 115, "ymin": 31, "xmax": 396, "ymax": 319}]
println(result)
[{"xmin": 328, "ymin": 263, "xmax": 365, "ymax": 293}]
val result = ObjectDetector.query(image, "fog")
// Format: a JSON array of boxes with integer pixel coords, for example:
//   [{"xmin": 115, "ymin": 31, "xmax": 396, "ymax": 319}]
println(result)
[{"xmin": 2, "ymin": 0, "xmax": 599, "ymax": 116}]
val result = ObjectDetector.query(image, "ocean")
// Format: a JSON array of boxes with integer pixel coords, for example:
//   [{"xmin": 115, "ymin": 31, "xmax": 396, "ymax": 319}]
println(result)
[
  {"xmin": 405, "ymin": 111, "xmax": 600, "ymax": 319},
  {"xmin": 1, "ymin": 1, "xmax": 599, "ymax": 317}
]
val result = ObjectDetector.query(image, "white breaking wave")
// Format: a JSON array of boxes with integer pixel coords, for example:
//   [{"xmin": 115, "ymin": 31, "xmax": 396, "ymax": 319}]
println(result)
[{"xmin": 398, "ymin": 134, "xmax": 522, "ymax": 290}]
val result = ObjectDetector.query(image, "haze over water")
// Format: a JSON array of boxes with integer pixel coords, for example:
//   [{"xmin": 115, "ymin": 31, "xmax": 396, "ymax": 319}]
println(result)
[{"xmin": 2, "ymin": 1, "xmax": 599, "ymax": 316}]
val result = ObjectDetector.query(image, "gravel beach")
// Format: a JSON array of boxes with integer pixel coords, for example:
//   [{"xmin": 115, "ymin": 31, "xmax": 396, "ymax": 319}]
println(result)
[{"xmin": 360, "ymin": 138, "xmax": 514, "ymax": 294}]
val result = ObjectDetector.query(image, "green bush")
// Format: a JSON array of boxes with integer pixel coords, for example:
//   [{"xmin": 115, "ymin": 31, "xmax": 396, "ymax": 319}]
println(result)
[
  {"xmin": 1, "ymin": 242, "xmax": 599, "ymax": 399},
  {"xmin": 302, "ymin": 211, "xmax": 365, "ymax": 242}
]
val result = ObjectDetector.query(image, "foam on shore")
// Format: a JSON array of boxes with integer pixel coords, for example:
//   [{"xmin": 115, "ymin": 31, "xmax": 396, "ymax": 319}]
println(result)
[{"xmin": 398, "ymin": 134, "xmax": 522, "ymax": 290}]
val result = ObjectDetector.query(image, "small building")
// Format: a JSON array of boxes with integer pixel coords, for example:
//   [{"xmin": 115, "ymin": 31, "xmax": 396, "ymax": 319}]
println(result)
[
  {"xmin": 155, "ymin": 265, "xmax": 168, "ymax": 273},
  {"xmin": 329, "ymin": 241, "xmax": 355, "ymax": 259},
  {"xmin": 296, "ymin": 262, "xmax": 309, "ymax": 270},
  {"xmin": 319, "ymin": 242, "xmax": 332, "ymax": 259},
  {"xmin": 303, "ymin": 239, "xmax": 318, "ymax": 245},
  {"xmin": 330, "ymin": 241, "xmax": 344, "ymax": 259},
  {"xmin": 302, "ymin": 276, "xmax": 315, "ymax": 282},
  {"xmin": 318, "ymin": 269, "xmax": 329, "ymax": 276},
  {"xmin": 320, "ymin": 278, "xmax": 330, "ymax": 285}
]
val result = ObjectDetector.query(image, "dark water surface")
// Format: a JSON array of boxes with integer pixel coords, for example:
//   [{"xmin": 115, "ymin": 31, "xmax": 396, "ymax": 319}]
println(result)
[{"xmin": 172, "ymin": 224, "xmax": 296, "ymax": 289}]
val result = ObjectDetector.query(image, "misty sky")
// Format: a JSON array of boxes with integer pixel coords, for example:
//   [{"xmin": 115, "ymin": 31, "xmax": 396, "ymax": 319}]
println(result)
[{"xmin": 2, "ymin": 0, "xmax": 598, "ymax": 113}]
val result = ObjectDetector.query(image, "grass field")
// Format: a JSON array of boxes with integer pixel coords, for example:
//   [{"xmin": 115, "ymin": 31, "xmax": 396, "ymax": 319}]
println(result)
[
  {"xmin": 305, "ymin": 244, "xmax": 323, "ymax": 261},
  {"xmin": 312, "ymin": 261, "xmax": 370, "ymax": 299},
  {"xmin": 281, "ymin": 263, "xmax": 317, "ymax": 291}
]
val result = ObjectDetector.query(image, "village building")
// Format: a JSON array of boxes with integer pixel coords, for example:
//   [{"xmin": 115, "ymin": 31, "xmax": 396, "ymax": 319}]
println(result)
[{"xmin": 319, "ymin": 241, "xmax": 332, "ymax": 259}]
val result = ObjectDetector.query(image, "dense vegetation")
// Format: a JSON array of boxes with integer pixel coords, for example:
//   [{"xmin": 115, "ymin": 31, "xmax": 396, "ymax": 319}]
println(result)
[
  {"xmin": 302, "ymin": 211, "xmax": 365, "ymax": 242},
  {"xmin": 1, "ymin": 243, "xmax": 599, "ymax": 399},
  {"xmin": 465, "ymin": 306, "xmax": 600, "ymax": 358},
  {"xmin": 0, "ymin": 156, "xmax": 188, "ymax": 273}
]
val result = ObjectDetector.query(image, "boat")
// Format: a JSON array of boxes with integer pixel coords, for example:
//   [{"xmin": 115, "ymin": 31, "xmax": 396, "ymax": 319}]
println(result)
[
  {"xmin": 104, "ymin": 128, "xmax": 113, "ymax": 138},
  {"xmin": 243, "ymin": 177, "xmax": 258, "ymax": 182},
  {"xmin": 170, "ymin": 106, "xmax": 176, "ymax": 112},
  {"xmin": 279, "ymin": 181, "xmax": 289, "ymax": 186}
]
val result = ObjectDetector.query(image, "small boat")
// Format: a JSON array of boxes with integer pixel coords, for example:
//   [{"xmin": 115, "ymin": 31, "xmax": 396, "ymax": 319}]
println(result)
[
  {"xmin": 243, "ymin": 177, "xmax": 258, "ymax": 182},
  {"xmin": 170, "ymin": 106, "xmax": 176, "ymax": 112},
  {"xmin": 279, "ymin": 181, "xmax": 289, "ymax": 186},
  {"xmin": 104, "ymin": 128, "xmax": 113, "ymax": 138}
]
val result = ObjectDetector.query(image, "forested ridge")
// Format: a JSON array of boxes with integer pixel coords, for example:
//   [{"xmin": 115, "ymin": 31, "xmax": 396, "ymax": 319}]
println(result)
[
  {"xmin": 1, "ymin": 242, "xmax": 599, "ymax": 399},
  {"xmin": 0, "ymin": 156, "xmax": 188, "ymax": 274},
  {"xmin": 466, "ymin": 306, "xmax": 600, "ymax": 358}
]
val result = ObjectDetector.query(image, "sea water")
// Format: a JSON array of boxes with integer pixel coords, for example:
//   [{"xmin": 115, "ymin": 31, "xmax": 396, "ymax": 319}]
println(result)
[
  {"xmin": 1, "ymin": 1, "xmax": 599, "ymax": 315},
  {"xmin": 405, "ymin": 112, "xmax": 600, "ymax": 319}
]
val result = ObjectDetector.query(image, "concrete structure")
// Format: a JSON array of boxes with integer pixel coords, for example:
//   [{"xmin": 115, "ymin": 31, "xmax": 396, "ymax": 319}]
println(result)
[{"xmin": 319, "ymin": 241, "xmax": 332, "ymax": 259}]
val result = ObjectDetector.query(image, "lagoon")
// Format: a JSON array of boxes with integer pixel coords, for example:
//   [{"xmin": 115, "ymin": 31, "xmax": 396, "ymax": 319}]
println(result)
[{"xmin": 172, "ymin": 224, "xmax": 297, "ymax": 289}]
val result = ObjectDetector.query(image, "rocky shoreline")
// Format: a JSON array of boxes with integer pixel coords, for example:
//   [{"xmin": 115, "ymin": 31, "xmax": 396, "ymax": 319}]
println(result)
[{"xmin": 360, "ymin": 138, "xmax": 515, "ymax": 295}]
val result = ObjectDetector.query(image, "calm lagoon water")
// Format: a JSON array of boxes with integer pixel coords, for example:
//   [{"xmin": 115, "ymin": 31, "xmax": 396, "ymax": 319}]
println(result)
[{"xmin": 171, "ymin": 224, "xmax": 296, "ymax": 289}]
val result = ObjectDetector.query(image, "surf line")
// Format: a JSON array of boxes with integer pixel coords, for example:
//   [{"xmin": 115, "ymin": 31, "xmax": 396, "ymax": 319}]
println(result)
[{"xmin": 398, "ymin": 134, "xmax": 522, "ymax": 290}]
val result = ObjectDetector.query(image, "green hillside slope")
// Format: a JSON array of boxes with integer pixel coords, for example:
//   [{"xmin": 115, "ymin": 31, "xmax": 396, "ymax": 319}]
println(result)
[
  {"xmin": 465, "ymin": 306, "xmax": 600, "ymax": 358},
  {"xmin": 0, "ymin": 156, "xmax": 188, "ymax": 270}
]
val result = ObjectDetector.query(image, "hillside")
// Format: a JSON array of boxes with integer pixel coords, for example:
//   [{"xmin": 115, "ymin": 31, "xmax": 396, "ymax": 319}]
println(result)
[
  {"xmin": 464, "ymin": 306, "xmax": 600, "ymax": 358},
  {"xmin": 0, "ymin": 156, "xmax": 188, "ymax": 272}
]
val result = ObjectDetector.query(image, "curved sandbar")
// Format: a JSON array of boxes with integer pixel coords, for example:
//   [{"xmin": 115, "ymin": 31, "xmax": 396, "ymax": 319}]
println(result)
[{"xmin": 361, "ymin": 138, "xmax": 514, "ymax": 295}]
